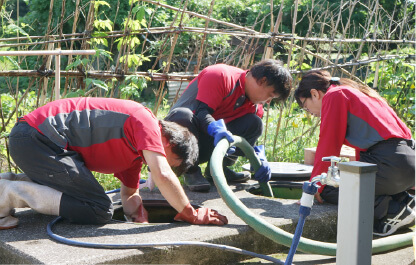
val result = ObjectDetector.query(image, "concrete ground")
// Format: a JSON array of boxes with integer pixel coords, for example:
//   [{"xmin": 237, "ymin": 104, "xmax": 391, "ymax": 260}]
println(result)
[{"xmin": 0, "ymin": 179, "xmax": 414, "ymax": 264}]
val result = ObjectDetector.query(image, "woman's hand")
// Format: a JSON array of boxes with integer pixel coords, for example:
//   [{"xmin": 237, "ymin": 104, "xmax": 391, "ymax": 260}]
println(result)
[{"xmin": 314, "ymin": 192, "xmax": 324, "ymax": 203}]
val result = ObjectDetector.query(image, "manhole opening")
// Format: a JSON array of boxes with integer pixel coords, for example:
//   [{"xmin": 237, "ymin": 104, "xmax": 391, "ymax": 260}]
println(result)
[
  {"xmin": 112, "ymin": 199, "xmax": 200, "ymax": 223},
  {"xmin": 248, "ymin": 181, "xmax": 303, "ymax": 199}
]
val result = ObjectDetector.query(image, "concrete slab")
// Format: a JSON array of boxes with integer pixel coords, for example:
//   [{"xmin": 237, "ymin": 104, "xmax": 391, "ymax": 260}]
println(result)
[
  {"xmin": 0, "ymin": 180, "xmax": 409, "ymax": 264},
  {"xmin": 235, "ymin": 245, "xmax": 415, "ymax": 265}
]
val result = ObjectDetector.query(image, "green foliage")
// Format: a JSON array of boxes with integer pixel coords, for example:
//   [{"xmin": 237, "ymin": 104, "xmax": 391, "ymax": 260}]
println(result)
[
  {"xmin": 258, "ymin": 104, "xmax": 320, "ymax": 163},
  {"xmin": 65, "ymin": 57, "xmax": 90, "ymax": 71},
  {"xmin": 119, "ymin": 75, "xmax": 147, "ymax": 99},
  {"xmin": 368, "ymin": 56, "xmax": 415, "ymax": 130},
  {"xmin": 1, "ymin": 0, "xmax": 415, "ymax": 188},
  {"xmin": 0, "ymin": 55, "xmax": 21, "ymax": 70}
]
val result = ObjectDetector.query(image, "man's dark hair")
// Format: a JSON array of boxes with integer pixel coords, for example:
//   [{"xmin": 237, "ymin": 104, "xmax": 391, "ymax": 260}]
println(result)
[
  {"xmin": 159, "ymin": 120, "xmax": 198, "ymax": 175},
  {"xmin": 249, "ymin": 59, "xmax": 293, "ymax": 101}
]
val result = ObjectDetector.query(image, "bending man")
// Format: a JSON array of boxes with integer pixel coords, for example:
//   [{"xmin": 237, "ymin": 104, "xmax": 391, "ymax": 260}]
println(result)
[{"xmin": 0, "ymin": 97, "xmax": 228, "ymax": 229}]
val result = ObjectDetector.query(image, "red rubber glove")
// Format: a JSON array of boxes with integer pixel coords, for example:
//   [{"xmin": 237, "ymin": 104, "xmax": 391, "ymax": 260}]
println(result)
[{"xmin": 174, "ymin": 203, "xmax": 228, "ymax": 225}]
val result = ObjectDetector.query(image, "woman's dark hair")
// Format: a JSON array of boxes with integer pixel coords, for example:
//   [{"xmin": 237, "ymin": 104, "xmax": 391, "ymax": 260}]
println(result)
[
  {"xmin": 159, "ymin": 120, "xmax": 198, "ymax": 175},
  {"xmin": 249, "ymin": 59, "xmax": 293, "ymax": 102},
  {"xmin": 294, "ymin": 70, "xmax": 384, "ymax": 107}
]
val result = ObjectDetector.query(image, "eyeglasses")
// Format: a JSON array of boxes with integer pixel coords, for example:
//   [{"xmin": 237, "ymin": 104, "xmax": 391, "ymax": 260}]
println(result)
[{"xmin": 301, "ymin": 97, "xmax": 311, "ymax": 113}]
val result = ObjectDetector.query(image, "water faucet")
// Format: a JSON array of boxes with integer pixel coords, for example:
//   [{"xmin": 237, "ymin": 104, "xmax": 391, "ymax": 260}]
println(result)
[{"xmin": 311, "ymin": 156, "xmax": 341, "ymax": 187}]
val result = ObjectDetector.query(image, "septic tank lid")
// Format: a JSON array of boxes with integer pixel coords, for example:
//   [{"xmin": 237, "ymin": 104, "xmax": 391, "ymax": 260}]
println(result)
[{"xmin": 242, "ymin": 162, "xmax": 313, "ymax": 181}]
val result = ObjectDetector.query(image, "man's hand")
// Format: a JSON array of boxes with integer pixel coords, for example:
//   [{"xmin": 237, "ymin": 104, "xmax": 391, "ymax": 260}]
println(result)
[
  {"xmin": 120, "ymin": 183, "xmax": 149, "ymax": 223},
  {"xmin": 174, "ymin": 203, "xmax": 228, "ymax": 225},
  {"xmin": 253, "ymin": 145, "xmax": 272, "ymax": 183},
  {"xmin": 207, "ymin": 119, "xmax": 234, "ymax": 146},
  {"xmin": 132, "ymin": 203, "xmax": 149, "ymax": 223}
]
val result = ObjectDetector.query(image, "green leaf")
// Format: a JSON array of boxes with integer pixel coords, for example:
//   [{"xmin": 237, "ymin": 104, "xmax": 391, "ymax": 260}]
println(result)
[
  {"xmin": 64, "ymin": 91, "xmax": 80, "ymax": 98},
  {"xmin": 132, "ymin": 5, "xmax": 141, "ymax": 15},
  {"xmin": 5, "ymin": 24, "xmax": 31, "ymax": 41},
  {"xmin": 95, "ymin": 49, "xmax": 113, "ymax": 61},
  {"xmin": 5, "ymin": 56, "xmax": 21, "ymax": 70},
  {"xmin": 137, "ymin": 6, "xmax": 146, "ymax": 21},
  {"xmin": 66, "ymin": 58, "xmax": 83, "ymax": 70},
  {"xmin": 94, "ymin": 19, "xmax": 113, "ymax": 31},
  {"xmin": 94, "ymin": 0, "xmax": 111, "ymax": 10},
  {"xmin": 300, "ymin": 63, "xmax": 312, "ymax": 70},
  {"xmin": 129, "ymin": 0, "xmax": 141, "ymax": 5},
  {"xmin": 86, "ymin": 78, "xmax": 109, "ymax": 91}
]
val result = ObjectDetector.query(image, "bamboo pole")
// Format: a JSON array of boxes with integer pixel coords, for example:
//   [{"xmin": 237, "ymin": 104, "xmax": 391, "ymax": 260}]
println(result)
[
  {"xmin": 194, "ymin": 0, "xmax": 215, "ymax": 74},
  {"xmin": 351, "ymin": 1, "xmax": 378, "ymax": 76},
  {"xmin": 331, "ymin": 0, "xmax": 358, "ymax": 74},
  {"xmin": 39, "ymin": 39, "xmax": 55, "ymax": 106},
  {"xmin": 325, "ymin": 0, "xmax": 343, "ymax": 67},
  {"xmin": 0, "ymin": 50, "xmax": 95, "ymax": 102},
  {"xmin": 286, "ymin": 0, "xmax": 299, "ymax": 67},
  {"xmin": 1, "ymin": 28, "xmax": 415, "ymax": 50},
  {"xmin": 0, "ymin": 50, "xmax": 96, "ymax": 56},
  {"xmin": 65, "ymin": 0, "xmax": 81, "ymax": 96},
  {"xmin": 0, "ymin": 54, "xmax": 409, "ymax": 79},
  {"xmin": 141, "ymin": 0, "xmax": 257, "ymax": 34}
]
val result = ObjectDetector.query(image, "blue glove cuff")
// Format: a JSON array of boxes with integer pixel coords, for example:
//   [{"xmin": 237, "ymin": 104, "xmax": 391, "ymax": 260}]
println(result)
[
  {"xmin": 254, "ymin": 145, "xmax": 267, "ymax": 161},
  {"xmin": 207, "ymin": 119, "xmax": 226, "ymax": 136}
]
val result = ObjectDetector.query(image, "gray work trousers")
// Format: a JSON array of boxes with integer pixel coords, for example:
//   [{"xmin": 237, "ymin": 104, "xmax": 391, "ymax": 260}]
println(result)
[
  {"xmin": 320, "ymin": 138, "xmax": 415, "ymax": 220},
  {"xmin": 8, "ymin": 121, "xmax": 113, "ymax": 224}
]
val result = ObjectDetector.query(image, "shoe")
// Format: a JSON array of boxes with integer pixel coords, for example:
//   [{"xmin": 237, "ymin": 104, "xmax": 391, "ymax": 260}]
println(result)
[
  {"xmin": 223, "ymin": 155, "xmax": 238, "ymax": 167},
  {"xmin": 184, "ymin": 167, "xmax": 211, "ymax": 192},
  {"xmin": 0, "ymin": 216, "xmax": 18, "ymax": 230},
  {"xmin": 373, "ymin": 196, "xmax": 415, "ymax": 236},
  {"xmin": 205, "ymin": 164, "xmax": 251, "ymax": 183}
]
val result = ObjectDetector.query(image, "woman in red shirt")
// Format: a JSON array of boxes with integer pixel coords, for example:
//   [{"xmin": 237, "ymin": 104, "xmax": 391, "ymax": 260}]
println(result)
[{"xmin": 295, "ymin": 70, "xmax": 414, "ymax": 236}]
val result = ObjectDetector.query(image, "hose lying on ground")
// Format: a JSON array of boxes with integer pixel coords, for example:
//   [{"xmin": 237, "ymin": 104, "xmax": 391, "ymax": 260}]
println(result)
[{"xmin": 46, "ymin": 196, "xmax": 284, "ymax": 264}]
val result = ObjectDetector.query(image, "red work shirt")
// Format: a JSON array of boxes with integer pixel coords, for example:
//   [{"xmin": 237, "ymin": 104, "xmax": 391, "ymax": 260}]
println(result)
[
  {"xmin": 181, "ymin": 64, "xmax": 263, "ymax": 123},
  {"xmin": 23, "ymin": 97, "xmax": 165, "ymax": 189},
  {"xmin": 312, "ymin": 85, "xmax": 412, "ymax": 192}
]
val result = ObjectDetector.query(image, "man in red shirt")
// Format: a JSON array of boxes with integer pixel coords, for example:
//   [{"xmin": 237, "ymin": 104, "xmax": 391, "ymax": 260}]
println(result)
[
  {"xmin": 0, "ymin": 97, "xmax": 228, "ymax": 229},
  {"xmin": 166, "ymin": 59, "xmax": 292, "ymax": 192}
]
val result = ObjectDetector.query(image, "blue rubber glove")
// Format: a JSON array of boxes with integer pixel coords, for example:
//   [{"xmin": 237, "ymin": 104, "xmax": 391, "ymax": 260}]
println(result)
[
  {"xmin": 253, "ymin": 145, "xmax": 271, "ymax": 183},
  {"xmin": 226, "ymin": 146, "xmax": 236, "ymax": 156},
  {"xmin": 207, "ymin": 119, "xmax": 234, "ymax": 146}
]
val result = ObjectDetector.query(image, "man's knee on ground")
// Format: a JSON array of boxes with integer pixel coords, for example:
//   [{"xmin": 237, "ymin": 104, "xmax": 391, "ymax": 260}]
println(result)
[{"xmin": 59, "ymin": 194, "xmax": 113, "ymax": 224}]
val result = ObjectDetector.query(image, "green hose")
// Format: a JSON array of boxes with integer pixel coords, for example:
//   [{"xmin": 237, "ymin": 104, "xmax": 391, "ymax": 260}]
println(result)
[{"xmin": 210, "ymin": 136, "xmax": 414, "ymax": 256}]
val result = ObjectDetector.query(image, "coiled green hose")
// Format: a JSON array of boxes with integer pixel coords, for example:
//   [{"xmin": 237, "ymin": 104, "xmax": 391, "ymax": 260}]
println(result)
[{"xmin": 209, "ymin": 136, "xmax": 413, "ymax": 256}]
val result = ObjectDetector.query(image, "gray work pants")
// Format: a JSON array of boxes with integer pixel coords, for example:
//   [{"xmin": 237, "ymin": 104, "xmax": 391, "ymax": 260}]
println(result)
[{"xmin": 8, "ymin": 121, "xmax": 113, "ymax": 224}]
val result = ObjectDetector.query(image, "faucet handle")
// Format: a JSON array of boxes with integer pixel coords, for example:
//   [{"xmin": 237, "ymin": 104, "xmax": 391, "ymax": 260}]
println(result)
[{"xmin": 322, "ymin": 156, "xmax": 341, "ymax": 167}]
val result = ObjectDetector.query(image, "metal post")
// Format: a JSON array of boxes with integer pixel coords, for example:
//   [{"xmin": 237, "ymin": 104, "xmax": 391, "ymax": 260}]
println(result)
[
  {"xmin": 55, "ymin": 48, "xmax": 61, "ymax": 100},
  {"xmin": 336, "ymin": 161, "xmax": 377, "ymax": 265}
]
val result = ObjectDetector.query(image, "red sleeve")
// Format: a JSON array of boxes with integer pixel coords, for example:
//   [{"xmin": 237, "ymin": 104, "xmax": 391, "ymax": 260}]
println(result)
[
  {"xmin": 125, "ymin": 108, "xmax": 166, "ymax": 157},
  {"xmin": 118, "ymin": 107, "xmax": 166, "ymax": 189},
  {"xmin": 311, "ymin": 90, "xmax": 349, "ymax": 193}
]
